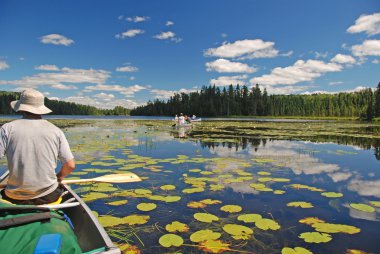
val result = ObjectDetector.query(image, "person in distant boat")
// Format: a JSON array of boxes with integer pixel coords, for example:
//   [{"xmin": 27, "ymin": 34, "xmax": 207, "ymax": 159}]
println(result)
[
  {"xmin": 178, "ymin": 113, "xmax": 185, "ymax": 125},
  {"xmin": 174, "ymin": 114, "xmax": 178, "ymax": 122},
  {"xmin": 185, "ymin": 115, "xmax": 191, "ymax": 124},
  {"xmin": 0, "ymin": 89, "xmax": 75, "ymax": 205},
  {"xmin": 192, "ymin": 115, "xmax": 196, "ymax": 120}
]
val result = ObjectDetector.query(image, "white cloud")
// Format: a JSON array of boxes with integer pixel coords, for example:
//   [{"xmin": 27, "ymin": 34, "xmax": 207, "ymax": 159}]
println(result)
[
  {"xmin": 210, "ymin": 75, "xmax": 248, "ymax": 87},
  {"xmin": 116, "ymin": 29, "xmax": 145, "ymax": 39},
  {"xmin": 94, "ymin": 92, "xmax": 115, "ymax": 100},
  {"xmin": 166, "ymin": 21, "xmax": 174, "ymax": 26},
  {"xmin": 302, "ymin": 86, "xmax": 371, "ymax": 95},
  {"xmin": 153, "ymin": 31, "xmax": 182, "ymax": 43},
  {"xmin": 116, "ymin": 66, "xmax": 138, "ymax": 72},
  {"xmin": 221, "ymin": 33, "xmax": 228, "ymax": 38},
  {"xmin": 205, "ymin": 59, "xmax": 257, "ymax": 73},
  {"xmin": 260, "ymin": 85, "xmax": 310, "ymax": 94},
  {"xmin": 329, "ymin": 81, "xmax": 344, "ymax": 86},
  {"xmin": 351, "ymin": 39, "xmax": 380, "ymax": 56},
  {"xmin": 118, "ymin": 15, "xmax": 124, "ymax": 20},
  {"xmin": 204, "ymin": 39, "xmax": 279, "ymax": 59},
  {"xmin": 0, "ymin": 67, "xmax": 110, "ymax": 89},
  {"xmin": 35, "ymin": 64, "xmax": 59, "ymax": 71},
  {"xmin": 40, "ymin": 34, "xmax": 74, "ymax": 46},
  {"xmin": 347, "ymin": 13, "xmax": 380, "ymax": 35},
  {"xmin": 126, "ymin": 16, "xmax": 150, "ymax": 23},
  {"xmin": 51, "ymin": 84, "xmax": 77, "ymax": 90},
  {"xmin": 0, "ymin": 60, "xmax": 9, "ymax": 70},
  {"xmin": 314, "ymin": 51, "xmax": 328, "ymax": 59},
  {"xmin": 64, "ymin": 95, "xmax": 140, "ymax": 109},
  {"xmin": 151, "ymin": 88, "xmax": 196, "ymax": 99},
  {"xmin": 84, "ymin": 84, "xmax": 146, "ymax": 97},
  {"xmin": 331, "ymin": 54, "xmax": 356, "ymax": 64},
  {"xmin": 250, "ymin": 59, "xmax": 342, "ymax": 86}
]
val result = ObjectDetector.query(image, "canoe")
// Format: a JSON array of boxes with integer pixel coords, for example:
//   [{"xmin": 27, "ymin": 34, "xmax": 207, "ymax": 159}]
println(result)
[{"xmin": 0, "ymin": 171, "xmax": 120, "ymax": 254}]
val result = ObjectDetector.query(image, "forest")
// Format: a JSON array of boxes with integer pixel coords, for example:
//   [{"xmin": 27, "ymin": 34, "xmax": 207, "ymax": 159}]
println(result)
[
  {"xmin": 131, "ymin": 82, "xmax": 380, "ymax": 120},
  {"xmin": 0, "ymin": 91, "xmax": 130, "ymax": 116}
]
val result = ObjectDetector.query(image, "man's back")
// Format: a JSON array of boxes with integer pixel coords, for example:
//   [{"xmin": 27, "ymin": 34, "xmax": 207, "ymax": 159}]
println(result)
[{"xmin": 0, "ymin": 119, "xmax": 73, "ymax": 200}]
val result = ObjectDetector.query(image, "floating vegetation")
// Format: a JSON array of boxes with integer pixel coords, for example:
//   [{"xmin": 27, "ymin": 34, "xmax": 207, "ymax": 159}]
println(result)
[
  {"xmin": 136, "ymin": 203, "xmax": 157, "ymax": 212},
  {"xmin": 190, "ymin": 229, "xmax": 221, "ymax": 243},
  {"xmin": 287, "ymin": 202, "xmax": 314, "ymax": 208},
  {"xmin": 299, "ymin": 232, "xmax": 332, "ymax": 243},
  {"xmin": 311, "ymin": 223, "xmax": 360, "ymax": 234},
  {"xmin": 165, "ymin": 221, "xmax": 189, "ymax": 233},
  {"xmin": 222, "ymin": 224, "xmax": 253, "ymax": 240},
  {"xmin": 220, "ymin": 205, "xmax": 242, "ymax": 213},
  {"xmin": 198, "ymin": 239, "xmax": 230, "ymax": 253},
  {"xmin": 255, "ymin": 218, "xmax": 281, "ymax": 231},
  {"xmin": 281, "ymin": 247, "xmax": 313, "ymax": 254},
  {"xmin": 194, "ymin": 213, "xmax": 219, "ymax": 223},
  {"xmin": 106, "ymin": 200, "xmax": 128, "ymax": 206},
  {"xmin": 158, "ymin": 234, "xmax": 184, "ymax": 247},
  {"xmin": 349, "ymin": 203, "xmax": 376, "ymax": 213},
  {"xmin": 159, "ymin": 184, "xmax": 176, "ymax": 191},
  {"xmin": 321, "ymin": 192, "xmax": 344, "ymax": 198}
]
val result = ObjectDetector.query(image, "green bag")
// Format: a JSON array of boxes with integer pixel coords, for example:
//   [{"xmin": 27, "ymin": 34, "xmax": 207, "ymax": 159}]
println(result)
[{"xmin": 0, "ymin": 203, "xmax": 82, "ymax": 254}]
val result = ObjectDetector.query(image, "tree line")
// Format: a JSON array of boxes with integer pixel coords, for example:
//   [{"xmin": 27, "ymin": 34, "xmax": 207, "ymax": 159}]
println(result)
[
  {"xmin": 131, "ymin": 82, "xmax": 380, "ymax": 120},
  {"xmin": 0, "ymin": 91, "xmax": 130, "ymax": 115}
]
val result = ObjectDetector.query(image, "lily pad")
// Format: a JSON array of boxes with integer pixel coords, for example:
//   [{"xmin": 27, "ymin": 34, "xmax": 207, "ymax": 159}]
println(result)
[
  {"xmin": 123, "ymin": 214, "xmax": 150, "ymax": 225},
  {"xmin": 136, "ymin": 203, "xmax": 157, "ymax": 212},
  {"xmin": 321, "ymin": 192, "xmax": 343, "ymax": 198},
  {"xmin": 200, "ymin": 199, "xmax": 222, "ymax": 205},
  {"xmin": 370, "ymin": 201, "xmax": 380, "ymax": 207},
  {"xmin": 299, "ymin": 217, "xmax": 325, "ymax": 225},
  {"xmin": 187, "ymin": 201, "xmax": 207, "ymax": 208},
  {"xmin": 255, "ymin": 218, "xmax": 281, "ymax": 230},
  {"xmin": 159, "ymin": 234, "xmax": 184, "ymax": 247},
  {"xmin": 106, "ymin": 200, "xmax": 128, "ymax": 206},
  {"xmin": 311, "ymin": 223, "xmax": 360, "ymax": 234},
  {"xmin": 222, "ymin": 224, "xmax": 253, "ymax": 240},
  {"xmin": 190, "ymin": 229, "xmax": 221, "ymax": 243},
  {"xmin": 350, "ymin": 203, "xmax": 375, "ymax": 213},
  {"xmin": 220, "ymin": 205, "xmax": 242, "ymax": 213},
  {"xmin": 281, "ymin": 247, "xmax": 313, "ymax": 254},
  {"xmin": 165, "ymin": 221, "xmax": 190, "ymax": 233},
  {"xmin": 287, "ymin": 202, "xmax": 314, "ymax": 208},
  {"xmin": 194, "ymin": 213, "xmax": 219, "ymax": 223},
  {"xmin": 198, "ymin": 239, "xmax": 230, "ymax": 254},
  {"xmin": 237, "ymin": 214, "xmax": 262, "ymax": 223},
  {"xmin": 160, "ymin": 185, "xmax": 176, "ymax": 191},
  {"xmin": 299, "ymin": 232, "xmax": 332, "ymax": 243}
]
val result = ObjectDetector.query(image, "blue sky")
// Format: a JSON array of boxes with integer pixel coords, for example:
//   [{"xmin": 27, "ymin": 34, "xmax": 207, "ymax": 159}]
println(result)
[{"xmin": 0, "ymin": 0, "xmax": 379, "ymax": 109}]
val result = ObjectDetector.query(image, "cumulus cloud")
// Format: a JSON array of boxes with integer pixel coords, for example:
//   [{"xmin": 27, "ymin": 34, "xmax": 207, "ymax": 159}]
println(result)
[
  {"xmin": 329, "ymin": 81, "xmax": 344, "ymax": 86},
  {"xmin": 64, "ymin": 95, "xmax": 140, "ymax": 109},
  {"xmin": 260, "ymin": 84, "xmax": 310, "ymax": 95},
  {"xmin": 35, "ymin": 64, "xmax": 59, "ymax": 71},
  {"xmin": 116, "ymin": 66, "xmax": 138, "ymax": 72},
  {"xmin": 331, "ymin": 54, "xmax": 356, "ymax": 65},
  {"xmin": 206, "ymin": 59, "xmax": 257, "ymax": 73},
  {"xmin": 0, "ymin": 60, "xmax": 9, "ymax": 70},
  {"xmin": 204, "ymin": 39, "xmax": 279, "ymax": 59},
  {"xmin": 40, "ymin": 34, "xmax": 74, "ymax": 46},
  {"xmin": 210, "ymin": 75, "xmax": 248, "ymax": 87},
  {"xmin": 250, "ymin": 59, "xmax": 342, "ymax": 86},
  {"xmin": 153, "ymin": 31, "xmax": 182, "ymax": 42},
  {"xmin": 51, "ymin": 84, "xmax": 77, "ymax": 90},
  {"xmin": 166, "ymin": 21, "xmax": 174, "ymax": 26},
  {"xmin": 151, "ymin": 88, "xmax": 196, "ymax": 99},
  {"xmin": 94, "ymin": 92, "xmax": 115, "ymax": 100},
  {"xmin": 347, "ymin": 13, "xmax": 380, "ymax": 35},
  {"xmin": 351, "ymin": 39, "xmax": 380, "ymax": 56},
  {"xmin": 84, "ymin": 84, "xmax": 146, "ymax": 97},
  {"xmin": 126, "ymin": 16, "xmax": 150, "ymax": 23},
  {"xmin": 0, "ymin": 67, "xmax": 110, "ymax": 89},
  {"xmin": 116, "ymin": 29, "xmax": 145, "ymax": 39}
]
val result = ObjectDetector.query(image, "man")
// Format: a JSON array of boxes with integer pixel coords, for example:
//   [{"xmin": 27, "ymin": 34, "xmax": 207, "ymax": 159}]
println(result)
[{"xmin": 0, "ymin": 89, "xmax": 75, "ymax": 205}]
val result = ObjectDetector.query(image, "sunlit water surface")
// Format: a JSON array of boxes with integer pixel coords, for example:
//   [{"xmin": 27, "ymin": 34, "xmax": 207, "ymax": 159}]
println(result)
[{"xmin": 1, "ymin": 121, "xmax": 379, "ymax": 254}]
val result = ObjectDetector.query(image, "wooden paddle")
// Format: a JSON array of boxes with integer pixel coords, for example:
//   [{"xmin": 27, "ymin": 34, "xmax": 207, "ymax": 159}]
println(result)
[
  {"xmin": 0, "ymin": 173, "xmax": 142, "ymax": 188},
  {"xmin": 62, "ymin": 173, "xmax": 142, "ymax": 184}
]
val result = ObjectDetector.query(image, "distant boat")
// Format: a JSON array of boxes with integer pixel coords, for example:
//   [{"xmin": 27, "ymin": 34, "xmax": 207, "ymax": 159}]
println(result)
[{"xmin": 191, "ymin": 118, "xmax": 201, "ymax": 122}]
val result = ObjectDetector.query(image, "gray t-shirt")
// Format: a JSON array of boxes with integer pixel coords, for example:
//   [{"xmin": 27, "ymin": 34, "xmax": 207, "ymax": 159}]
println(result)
[{"xmin": 0, "ymin": 118, "xmax": 74, "ymax": 200}]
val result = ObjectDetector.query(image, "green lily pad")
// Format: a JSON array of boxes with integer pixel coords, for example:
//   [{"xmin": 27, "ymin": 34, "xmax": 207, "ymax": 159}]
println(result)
[
  {"xmin": 222, "ymin": 224, "xmax": 253, "ymax": 240},
  {"xmin": 198, "ymin": 239, "xmax": 230, "ymax": 253},
  {"xmin": 237, "ymin": 214, "xmax": 262, "ymax": 223},
  {"xmin": 220, "ymin": 205, "xmax": 242, "ymax": 213},
  {"xmin": 299, "ymin": 232, "xmax": 332, "ymax": 243},
  {"xmin": 160, "ymin": 185, "xmax": 176, "ymax": 191},
  {"xmin": 165, "ymin": 221, "xmax": 190, "ymax": 233},
  {"xmin": 311, "ymin": 223, "xmax": 360, "ymax": 234},
  {"xmin": 136, "ymin": 203, "xmax": 157, "ymax": 212},
  {"xmin": 164, "ymin": 196, "xmax": 181, "ymax": 203},
  {"xmin": 159, "ymin": 234, "xmax": 184, "ymax": 247},
  {"xmin": 274, "ymin": 190, "xmax": 286, "ymax": 195},
  {"xmin": 182, "ymin": 187, "xmax": 205, "ymax": 194},
  {"xmin": 299, "ymin": 217, "xmax": 325, "ymax": 225},
  {"xmin": 190, "ymin": 229, "xmax": 221, "ymax": 243},
  {"xmin": 370, "ymin": 201, "xmax": 380, "ymax": 207},
  {"xmin": 287, "ymin": 202, "xmax": 314, "ymax": 208},
  {"xmin": 194, "ymin": 213, "xmax": 219, "ymax": 223},
  {"xmin": 321, "ymin": 192, "xmax": 343, "ymax": 198},
  {"xmin": 281, "ymin": 247, "xmax": 313, "ymax": 254},
  {"xmin": 255, "ymin": 218, "xmax": 281, "ymax": 230},
  {"xmin": 123, "ymin": 214, "xmax": 150, "ymax": 225},
  {"xmin": 106, "ymin": 200, "xmax": 128, "ymax": 206},
  {"xmin": 350, "ymin": 203, "xmax": 375, "ymax": 213}
]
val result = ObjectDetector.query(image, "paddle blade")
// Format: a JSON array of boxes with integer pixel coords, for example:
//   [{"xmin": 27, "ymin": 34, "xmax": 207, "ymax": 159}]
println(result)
[{"xmin": 63, "ymin": 173, "xmax": 142, "ymax": 184}]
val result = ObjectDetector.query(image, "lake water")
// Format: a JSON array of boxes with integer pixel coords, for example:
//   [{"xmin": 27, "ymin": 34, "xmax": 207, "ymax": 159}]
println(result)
[{"xmin": 0, "ymin": 120, "xmax": 379, "ymax": 253}]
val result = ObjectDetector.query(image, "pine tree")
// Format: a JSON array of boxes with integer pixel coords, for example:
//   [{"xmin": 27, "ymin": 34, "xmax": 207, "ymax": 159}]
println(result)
[{"xmin": 375, "ymin": 82, "xmax": 380, "ymax": 117}]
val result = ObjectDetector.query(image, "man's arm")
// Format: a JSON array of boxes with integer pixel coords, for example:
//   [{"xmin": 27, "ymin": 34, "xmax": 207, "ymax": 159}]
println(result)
[{"xmin": 56, "ymin": 159, "xmax": 75, "ymax": 183}]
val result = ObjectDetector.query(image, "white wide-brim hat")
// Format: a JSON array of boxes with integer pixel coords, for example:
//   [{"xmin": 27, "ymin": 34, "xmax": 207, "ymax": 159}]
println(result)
[{"xmin": 10, "ymin": 89, "xmax": 52, "ymax": 115}]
